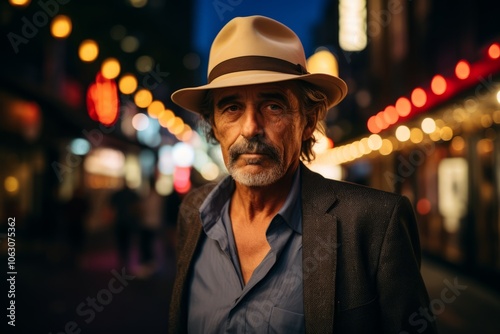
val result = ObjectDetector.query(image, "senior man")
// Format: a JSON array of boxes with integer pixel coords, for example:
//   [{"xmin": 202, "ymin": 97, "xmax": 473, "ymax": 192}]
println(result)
[{"xmin": 168, "ymin": 15, "xmax": 436, "ymax": 334}]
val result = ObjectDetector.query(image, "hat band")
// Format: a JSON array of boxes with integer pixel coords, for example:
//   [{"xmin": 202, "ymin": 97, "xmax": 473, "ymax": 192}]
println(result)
[{"xmin": 208, "ymin": 55, "xmax": 309, "ymax": 83}]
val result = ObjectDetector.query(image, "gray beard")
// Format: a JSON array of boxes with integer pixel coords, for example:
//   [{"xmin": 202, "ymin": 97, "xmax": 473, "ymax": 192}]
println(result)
[{"xmin": 228, "ymin": 161, "xmax": 285, "ymax": 187}]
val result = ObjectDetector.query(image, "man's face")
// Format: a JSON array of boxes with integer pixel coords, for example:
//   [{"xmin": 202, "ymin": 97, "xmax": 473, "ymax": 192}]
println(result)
[{"xmin": 212, "ymin": 82, "xmax": 315, "ymax": 187}]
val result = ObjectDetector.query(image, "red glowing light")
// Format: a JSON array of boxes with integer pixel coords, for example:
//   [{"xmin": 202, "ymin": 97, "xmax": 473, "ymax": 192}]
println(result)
[
  {"xmin": 431, "ymin": 75, "xmax": 447, "ymax": 95},
  {"xmin": 395, "ymin": 97, "xmax": 412, "ymax": 117},
  {"xmin": 488, "ymin": 43, "xmax": 500, "ymax": 59},
  {"xmin": 411, "ymin": 88, "xmax": 427, "ymax": 108},
  {"xmin": 416, "ymin": 198, "xmax": 431, "ymax": 215},
  {"xmin": 455, "ymin": 60, "xmax": 470, "ymax": 79},
  {"xmin": 86, "ymin": 72, "xmax": 119, "ymax": 126},
  {"xmin": 174, "ymin": 167, "xmax": 192, "ymax": 194}
]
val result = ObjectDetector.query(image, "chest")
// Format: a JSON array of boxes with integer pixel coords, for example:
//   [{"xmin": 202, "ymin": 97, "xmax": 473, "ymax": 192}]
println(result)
[{"xmin": 232, "ymin": 222, "xmax": 271, "ymax": 284}]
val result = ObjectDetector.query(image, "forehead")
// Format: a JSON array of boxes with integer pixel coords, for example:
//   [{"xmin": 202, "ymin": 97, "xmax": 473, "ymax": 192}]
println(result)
[{"xmin": 212, "ymin": 82, "xmax": 301, "ymax": 102}]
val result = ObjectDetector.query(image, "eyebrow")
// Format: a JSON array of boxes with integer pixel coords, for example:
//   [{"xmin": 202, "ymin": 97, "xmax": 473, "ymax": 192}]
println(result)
[
  {"xmin": 258, "ymin": 92, "xmax": 289, "ymax": 105},
  {"xmin": 214, "ymin": 90, "xmax": 291, "ymax": 109},
  {"xmin": 215, "ymin": 94, "xmax": 241, "ymax": 109}
]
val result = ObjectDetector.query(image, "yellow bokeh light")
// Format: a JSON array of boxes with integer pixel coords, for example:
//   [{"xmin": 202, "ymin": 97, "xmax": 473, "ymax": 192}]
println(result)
[
  {"xmin": 9, "ymin": 0, "xmax": 30, "ymax": 7},
  {"xmin": 349, "ymin": 142, "xmax": 360, "ymax": 159},
  {"xmin": 147, "ymin": 100, "xmax": 165, "ymax": 119},
  {"xmin": 358, "ymin": 138, "xmax": 370, "ymax": 155},
  {"xmin": 440, "ymin": 126, "xmax": 453, "ymax": 141},
  {"xmin": 395, "ymin": 125, "xmax": 411, "ymax": 142},
  {"xmin": 169, "ymin": 117, "xmax": 185, "ymax": 134},
  {"xmin": 51, "ymin": 15, "xmax": 72, "ymax": 39},
  {"xmin": 118, "ymin": 74, "xmax": 138, "ymax": 94},
  {"xmin": 379, "ymin": 139, "xmax": 393, "ymax": 156},
  {"xmin": 79, "ymin": 40, "xmax": 99, "ymax": 62},
  {"xmin": 4, "ymin": 176, "xmax": 19, "ymax": 193},
  {"xmin": 134, "ymin": 89, "xmax": 153, "ymax": 108},
  {"xmin": 493, "ymin": 110, "xmax": 500, "ymax": 124},
  {"xmin": 451, "ymin": 136, "xmax": 465, "ymax": 152},
  {"xmin": 421, "ymin": 117, "xmax": 436, "ymax": 134},
  {"xmin": 477, "ymin": 138, "xmax": 493, "ymax": 155},
  {"xmin": 101, "ymin": 58, "xmax": 121, "ymax": 79},
  {"xmin": 129, "ymin": 0, "xmax": 148, "ymax": 8},
  {"xmin": 307, "ymin": 50, "xmax": 339, "ymax": 77},
  {"xmin": 158, "ymin": 109, "xmax": 175, "ymax": 127},
  {"xmin": 410, "ymin": 128, "xmax": 424, "ymax": 144},
  {"xmin": 367, "ymin": 134, "xmax": 382, "ymax": 150},
  {"xmin": 481, "ymin": 114, "xmax": 493, "ymax": 128}
]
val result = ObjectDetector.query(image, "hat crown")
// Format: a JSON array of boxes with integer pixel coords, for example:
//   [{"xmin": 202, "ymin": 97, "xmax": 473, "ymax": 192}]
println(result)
[{"xmin": 207, "ymin": 16, "xmax": 307, "ymax": 79}]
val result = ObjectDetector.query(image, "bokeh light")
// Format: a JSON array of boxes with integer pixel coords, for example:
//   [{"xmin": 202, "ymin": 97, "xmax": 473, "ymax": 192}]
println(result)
[
  {"xmin": 79, "ymin": 40, "xmax": 99, "ymax": 62},
  {"xmin": 134, "ymin": 89, "xmax": 153, "ymax": 108},
  {"xmin": 411, "ymin": 88, "xmax": 427, "ymax": 108},
  {"xmin": 101, "ymin": 58, "xmax": 121, "ymax": 79},
  {"xmin": 4, "ymin": 176, "xmax": 19, "ymax": 193},
  {"xmin": 395, "ymin": 125, "xmax": 411, "ymax": 142},
  {"xmin": 455, "ymin": 60, "xmax": 470, "ymax": 79},
  {"xmin": 421, "ymin": 117, "xmax": 436, "ymax": 134},
  {"xmin": 431, "ymin": 75, "xmax": 447, "ymax": 95},
  {"xmin": 395, "ymin": 97, "xmax": 412, "ymax": 117},
  {"xmin": 51, "ymin": 15, "xmax": 72, "ymax": 39},
  {"xmin": 118, "ymin": 74, "xmax": 138, "ymax": 94}
]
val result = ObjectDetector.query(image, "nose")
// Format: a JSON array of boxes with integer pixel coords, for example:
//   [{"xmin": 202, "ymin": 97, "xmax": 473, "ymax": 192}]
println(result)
[{"xmin": 240, "ymin": 106, "xmax": 264, "ymax": 140}]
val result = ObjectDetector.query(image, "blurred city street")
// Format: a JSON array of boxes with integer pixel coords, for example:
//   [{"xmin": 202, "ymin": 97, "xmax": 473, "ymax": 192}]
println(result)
[{"xmin": 1, "ymin": 0, "xmax": 500, "ymax": 333}]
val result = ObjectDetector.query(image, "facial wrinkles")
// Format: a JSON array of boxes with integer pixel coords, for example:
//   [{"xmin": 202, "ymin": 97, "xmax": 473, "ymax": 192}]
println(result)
[{"xmin": 213, "ymin": 83, "xmax": 304, "ymax": 186}]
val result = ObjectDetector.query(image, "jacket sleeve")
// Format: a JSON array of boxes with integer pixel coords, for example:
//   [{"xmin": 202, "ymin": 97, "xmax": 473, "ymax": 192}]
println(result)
[{"xmin": 376, "ymin": 196, "xmax": 438, "ymax": 333}]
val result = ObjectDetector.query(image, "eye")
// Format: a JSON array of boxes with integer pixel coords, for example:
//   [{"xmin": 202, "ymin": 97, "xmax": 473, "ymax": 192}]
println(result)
[
  {"xmin": 218, "ymin": 103, "xmax": 241, "ymax": 114},
  {"xmin": 226, "ymin": 104, "xmax": 240, "ymax": 112},
  {"xmin": 263, "ymin": 102, "xmax": 285, "ymax": 114}
]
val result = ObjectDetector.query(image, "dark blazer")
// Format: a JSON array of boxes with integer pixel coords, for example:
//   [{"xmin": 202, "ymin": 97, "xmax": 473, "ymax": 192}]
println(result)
[{"xmin": 168, "ymin": 165, "xmax": 437, "ymax": 333}]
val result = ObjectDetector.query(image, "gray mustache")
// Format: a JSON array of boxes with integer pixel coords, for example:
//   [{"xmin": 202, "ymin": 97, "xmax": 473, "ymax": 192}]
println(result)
[{"xmin": 229, "ymin": 139, "xmax": 280, "ymax": 161}]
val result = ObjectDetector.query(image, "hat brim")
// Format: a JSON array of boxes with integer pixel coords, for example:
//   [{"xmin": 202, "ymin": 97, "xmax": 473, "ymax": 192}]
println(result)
[{"xmin": 171, "ymin": 70, "xmax": 348, "ymax": 114}]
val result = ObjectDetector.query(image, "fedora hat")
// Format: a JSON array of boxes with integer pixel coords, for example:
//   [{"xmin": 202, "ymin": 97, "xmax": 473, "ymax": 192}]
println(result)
[{"xmin": 171, "ymin": 15, "xmax": 348, "ymax": 114}]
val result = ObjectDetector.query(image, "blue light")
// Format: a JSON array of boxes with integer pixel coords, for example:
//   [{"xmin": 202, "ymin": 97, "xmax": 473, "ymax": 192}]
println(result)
[{"xmin": 69, "ymin": 138, "xmax": 91, "ymax": 155}]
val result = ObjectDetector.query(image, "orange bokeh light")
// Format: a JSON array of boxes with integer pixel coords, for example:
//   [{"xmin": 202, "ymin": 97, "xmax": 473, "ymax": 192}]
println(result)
[
  {"xmin": 395, "ymin": 97, "xmax": 412, "ymax": 117},
  {"xmin": 383, "ymin": 105, "xmax": 399, "ymax": 125},
  {"xmin": 488, "ymin": 43, "xmax": 500, "ymax": 59},
  {"xmin": 455, "ymin": 60, "xmax": 470, "ymax": 79},
  {"xmin": 411, "ymin": 88, "xmax": 427, "ymax": 108},
  {"xmin": 367, "ymin": 116, "xmax": 380, "ymax": 133},
  {"xmin": 431, "ymin": 75, "xmax": 447, "ymax": 95}
]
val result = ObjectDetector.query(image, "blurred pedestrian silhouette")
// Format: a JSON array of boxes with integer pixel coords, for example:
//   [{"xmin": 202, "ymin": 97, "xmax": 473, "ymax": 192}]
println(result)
[
  {"xmin": 138, "ymin": 177, "xmax": 163, "ymax": 278},
  {"xmin": 162, "ymin": 189, "xmax": 182, "ymax": 254},
  {"xmin": 109, "ymin": 182, "xmax": 141, "ymax": 270},
  {"xmin": 63, "ymin": 183, "xmax": 89, "ymax": 268}
]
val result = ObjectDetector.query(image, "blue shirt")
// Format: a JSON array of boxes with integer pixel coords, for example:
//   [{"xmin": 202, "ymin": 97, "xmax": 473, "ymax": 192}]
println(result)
[{"xmin": 187, "ymin": 168, "xmax": 304, "ymax": 333}]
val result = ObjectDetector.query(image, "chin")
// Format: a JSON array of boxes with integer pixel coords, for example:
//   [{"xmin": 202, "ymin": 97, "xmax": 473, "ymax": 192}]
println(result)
[{"xmin": 230, "ymin": 165, "xmax": 285, "ymax": 187}]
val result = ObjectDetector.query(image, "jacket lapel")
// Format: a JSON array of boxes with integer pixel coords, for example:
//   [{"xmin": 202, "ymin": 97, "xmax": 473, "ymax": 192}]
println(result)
[{"xmin": 301, "ymin": 165, "xmax": 339, "ymax": 333}]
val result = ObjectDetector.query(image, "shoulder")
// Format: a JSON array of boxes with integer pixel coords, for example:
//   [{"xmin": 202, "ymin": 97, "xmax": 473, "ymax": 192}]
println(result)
[
  {"xmin": 302, "ymin": 165, "xmax": 404, "ymax": 207},
  {"xmin": 180, "ymin": 182, "xmax": 218, "ymax": 212}
]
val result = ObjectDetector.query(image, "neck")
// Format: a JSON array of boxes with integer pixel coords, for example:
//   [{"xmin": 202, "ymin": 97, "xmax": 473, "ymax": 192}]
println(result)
[{"xmin": 230, "ymin": 163, "xmax": 298, "ymax": 225}]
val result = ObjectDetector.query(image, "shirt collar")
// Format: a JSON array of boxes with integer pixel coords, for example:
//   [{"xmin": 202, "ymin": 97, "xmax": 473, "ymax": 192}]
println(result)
[{"xmin": 199, "ymin": 165, "xmax": 302, "ymax": 234}]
